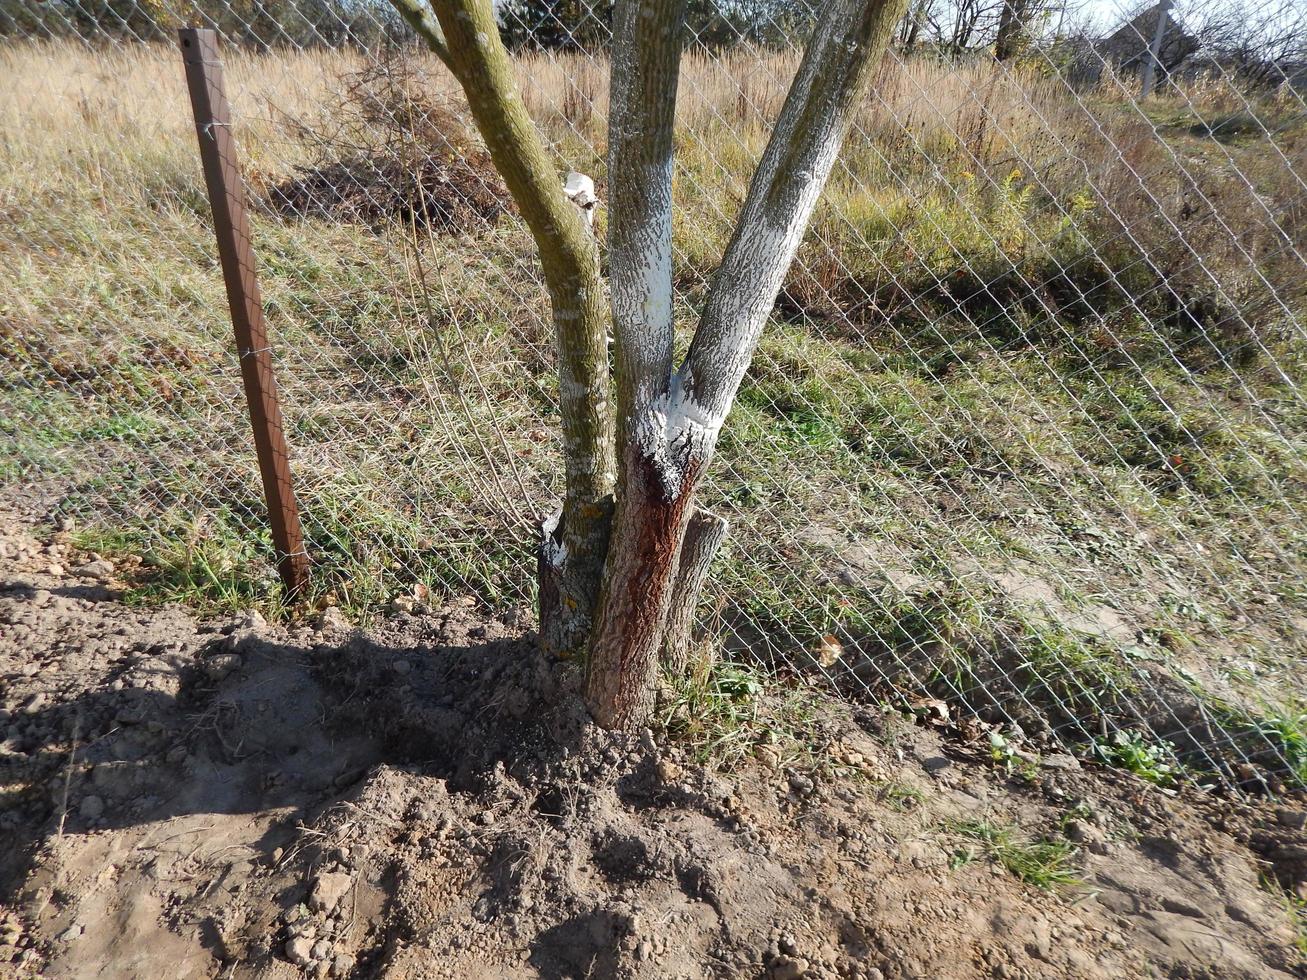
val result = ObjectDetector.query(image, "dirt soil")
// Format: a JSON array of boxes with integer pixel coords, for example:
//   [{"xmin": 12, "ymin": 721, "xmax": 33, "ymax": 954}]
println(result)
[{"xmin": 1, "ymin": 495, "xmax": 1305, "ymax": 980}]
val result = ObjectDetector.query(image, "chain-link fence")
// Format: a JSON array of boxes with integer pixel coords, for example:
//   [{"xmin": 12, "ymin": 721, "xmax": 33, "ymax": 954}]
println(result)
[{"xmin": 2, "ymin": 0, "xmax": 1304, "ymax": 793}]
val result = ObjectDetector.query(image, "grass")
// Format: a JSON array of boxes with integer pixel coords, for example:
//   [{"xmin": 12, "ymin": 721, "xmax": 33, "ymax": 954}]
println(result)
[
  {"xmin": 656, "ymin": 657, "xmax": 825, "ymax": 769},
  {"xmin": 947, "ymin": 818, "xmax": 1081, "ymax": 889},
  {"xmin": 1262, "ymin": 874, "xmax": 1307, "ymax": 961},
  {"xmin": 876, "ymin": 781, "xmax": 925, "ymax": 811},
  {"xmin": 1, "ymin": 39, "xmax": 1304, "ymax": 785},
  {"xmin": 1257, "ymin": 868, "xmax": 1307, "ymax": 962}
]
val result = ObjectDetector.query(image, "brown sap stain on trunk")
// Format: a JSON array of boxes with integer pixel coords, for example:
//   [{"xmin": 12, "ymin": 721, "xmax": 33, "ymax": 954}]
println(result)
[{"xmin": 585, "ymin": 448, "xmax": 703, "ymax": 728}]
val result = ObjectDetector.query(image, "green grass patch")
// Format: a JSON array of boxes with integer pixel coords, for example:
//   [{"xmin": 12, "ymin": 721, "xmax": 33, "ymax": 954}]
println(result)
[
  {"xmin": 657, "ymin": 659, "xmax": 823, "ymax": 769},
  {"xmin": 947, "ymin": 819, "xmax": 1080, "ymax": 889}
]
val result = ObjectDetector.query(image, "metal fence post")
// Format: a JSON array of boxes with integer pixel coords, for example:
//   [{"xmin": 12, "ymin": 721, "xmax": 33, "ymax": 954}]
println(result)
[{"xmin": 178, "ymin": 27, "xmax": 310, "ymax": 599}]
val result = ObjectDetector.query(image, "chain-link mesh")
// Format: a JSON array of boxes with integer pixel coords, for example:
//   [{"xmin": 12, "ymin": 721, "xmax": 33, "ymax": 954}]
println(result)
[{"xmin": 2, "ymin": 0, "xmax": 1304, "ymax": 793}]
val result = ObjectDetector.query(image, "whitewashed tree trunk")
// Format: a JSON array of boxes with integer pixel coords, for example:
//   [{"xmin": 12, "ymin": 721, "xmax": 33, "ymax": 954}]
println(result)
[
  {"xmin": 391, "ymin": 0, "xmax": 910, "ymax": 729},
  {"xmin": 585, "ymin": 0, "xmax": 910, "ymax": 728}
]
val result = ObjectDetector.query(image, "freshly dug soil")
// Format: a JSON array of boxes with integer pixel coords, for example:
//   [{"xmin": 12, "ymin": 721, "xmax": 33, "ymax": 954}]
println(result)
[{"xmin": 0, "ymin": 495, "xmax": 1304, "ymax": 979}]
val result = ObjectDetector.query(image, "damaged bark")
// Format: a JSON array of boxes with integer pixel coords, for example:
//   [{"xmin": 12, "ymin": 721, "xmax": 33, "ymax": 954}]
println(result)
[{"xmin": 584, "ymin": 447, "xmax": 703, "ymax": 729}]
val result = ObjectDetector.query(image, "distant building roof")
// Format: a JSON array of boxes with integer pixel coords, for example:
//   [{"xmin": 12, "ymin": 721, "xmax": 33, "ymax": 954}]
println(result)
[{"xmin": 1099, "ymin": 3, "xmax": 1197, "ymax": 70}]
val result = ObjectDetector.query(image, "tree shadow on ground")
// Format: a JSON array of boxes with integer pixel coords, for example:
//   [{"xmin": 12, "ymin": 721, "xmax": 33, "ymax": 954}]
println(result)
[{"xmin": 0, "ymin": 579, "xmax": 584, "ymax": 910}]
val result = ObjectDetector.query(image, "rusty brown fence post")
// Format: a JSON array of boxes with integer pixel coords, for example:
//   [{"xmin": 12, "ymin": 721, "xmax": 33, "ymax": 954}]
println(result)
[{"xmin": 178, "ymin": 28, "xmax": 310, "ymax": 599}]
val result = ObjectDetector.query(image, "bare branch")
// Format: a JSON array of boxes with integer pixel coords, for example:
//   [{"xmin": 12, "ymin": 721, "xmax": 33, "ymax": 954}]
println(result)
[
  {"xmin": 387, "ymin": 0, "xmax": 452, "ymax": 66},
  {"xmin": 607, "ymin": 0, "xmax": 688, "ymax": 442}
]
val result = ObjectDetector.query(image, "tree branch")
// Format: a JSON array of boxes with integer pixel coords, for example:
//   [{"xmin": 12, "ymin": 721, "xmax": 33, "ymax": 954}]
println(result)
[
  {"xmin": 388, "ymin": 0, "xmax": 616, "ymax": 655},
  {"xmin": 607, "ymin": 0, "xmax": 688, "ymax": 449},
  {"xmin": 679, "ymin": 0, "xmax": 910, "ymax": 427},
  {"xmin": 388, "ymin": 0, "xmax": 452, "ymax": 66}
]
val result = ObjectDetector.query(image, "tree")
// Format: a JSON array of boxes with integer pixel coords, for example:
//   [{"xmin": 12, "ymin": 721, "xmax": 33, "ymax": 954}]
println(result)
[
  {"xmin": 897, "ymin": 0, "xmax": 932, "ymax": 51},
  {"xmin": 498, "ymin": 0, "xmax": 615, "ymax": 50},
  {"xmin": 389, "ymin": 0, "xmax": 908, "ymax": 728},
  {"xmin": 496, "ymin": 0, "xmax": 821, "ymax": 51},
  {"xmin": 684, "ymin": 0, "xmax": 821, "ymax": 48},
  {"xmin": 993, "ymin": 0, "xmax": 1032, "ymax": 60},
  {"xmin": 1189, "ymin": 1, "xmax": 1307, "ymax": 89}
]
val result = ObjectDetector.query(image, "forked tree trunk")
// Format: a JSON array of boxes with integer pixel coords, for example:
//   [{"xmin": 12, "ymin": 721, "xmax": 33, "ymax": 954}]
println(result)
[
  {"xmin": 584, "ymin": 0, "xmax": 909, "ymax": 728},
  {"xmin": 392, "ymin": 0, "xmax": 909, "ymax": 729}
]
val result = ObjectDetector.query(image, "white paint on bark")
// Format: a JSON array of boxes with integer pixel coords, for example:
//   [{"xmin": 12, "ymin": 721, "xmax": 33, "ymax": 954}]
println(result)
[
  {"xmin": 682, "ymin": 0, "xmax": 899, "ymax": 427},
  {"xmin": 632, "ymin": 374, "xmax": 724, "ymax": 497},
  {"xmin": 607, "ymin": 0, "xmax": 685, "ymax": 452}
]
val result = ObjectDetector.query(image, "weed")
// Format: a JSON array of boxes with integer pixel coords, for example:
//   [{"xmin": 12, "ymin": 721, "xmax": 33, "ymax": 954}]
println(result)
[
  {"xmin": 877, "ymin": 781, "xmax": 925, "ymax": 812},
  {"xmin": 1088, "ymin": 731, "xmax": 1178, "ymax": 786},
  {"xmin": 947, "ymin": 819, "xmax": 1081, "ymax": 889},
  {"xmin": 988, "ymin": 730, "xmax": 1041, "ymax": 782},
  {"xmin": 1251, "ymin": 711, "xmax": 1307, "ymax": 786},
  {"xmin": 1261, "ymin": 873, "xmax": 1307, "ymax": 960},
  {"xmin": 1205, "ymin": 701, "xmax": 1307, "ymax": 788},
  {"xmin": 1056, "ymin": 801, "xmax": 1097, "ymax": 834},
  {"xmin": 657, "ymin": 659, "xmax": 821, "ymax": 769},
  {"xmin": 72, "ymin": 519, "xmax": 285, "ymax": 616}
]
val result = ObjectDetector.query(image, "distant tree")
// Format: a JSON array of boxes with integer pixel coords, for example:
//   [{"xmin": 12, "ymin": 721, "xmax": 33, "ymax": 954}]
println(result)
[
  {"xmin": 993, "ymin": 0, "xmax": 1033, "ymax": 60},
  {"xmin": 685, "ymin": 0, "xmax": 819, "ymax": 47},
  {"xmin": 1191, "ymin": 1, "xmax": 1307, "ymax": 87},
  {"xmin": 496, "ymin": 0, "xmax": 821, "ymax": 50},
  {"xmin": 0, "ymin": 0, "xmax": 177, "ymax": 38},
  {"xmin": 0, "ymin": 0, "xmax": 52, "ymax": 35},
  {"xmin": 896, "ymin": 0, "xmax": 931, "ymax": 50},
  {"xmin": 498, "ymin": 0, "xmax": 615, "ymax": 49}
]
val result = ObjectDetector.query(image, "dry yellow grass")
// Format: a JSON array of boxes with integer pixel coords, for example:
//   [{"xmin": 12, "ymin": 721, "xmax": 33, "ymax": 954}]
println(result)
[{"xmin": 0, "ymin": 40, "xmax": 1089, "ymax": 198}]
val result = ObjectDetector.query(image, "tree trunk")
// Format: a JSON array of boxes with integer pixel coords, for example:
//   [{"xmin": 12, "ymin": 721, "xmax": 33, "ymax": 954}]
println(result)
[
  {"xmin": 393, "ymin": 0, "xmax": 616, "ymax": 657},
  {"xmin": 584, "ymin": 444, "xmax": 704, "ymax": 729},
  {"xmin": 661, "ymin": 508, "xmax": 728, "ymax": 674},
  {"xmin": 582, "ymin": 0, "xmax": 693, "ymax": 727},
  {"xmin": 901, "ymin": 0, "xmax": 928, "ymax": 50},
  {"xmin": 538, "ymin": 495, "xmax": 613, "ymax": 658},
  {"xmin": 994, "ymin": 0, "xmax": 1030, "ymax": 61},
  {"xmin": 585, "ymin": 0, "xmax": 910, "ymax": 729},
  {"xmin": 392, "ymin": 0, "xmax": 909, "ymax": 730}
]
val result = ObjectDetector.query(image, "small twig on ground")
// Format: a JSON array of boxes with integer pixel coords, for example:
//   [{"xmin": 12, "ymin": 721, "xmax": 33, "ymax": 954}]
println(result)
[{"xmin": 56, "ymin": 710, "xmax": 83, "ymax": 838}]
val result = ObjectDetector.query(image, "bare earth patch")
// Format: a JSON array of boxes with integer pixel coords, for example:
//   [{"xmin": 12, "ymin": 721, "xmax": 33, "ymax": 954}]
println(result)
[{"xmin": 0, "ymin": 499, "xmax": 1304, "ymax": 979}]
